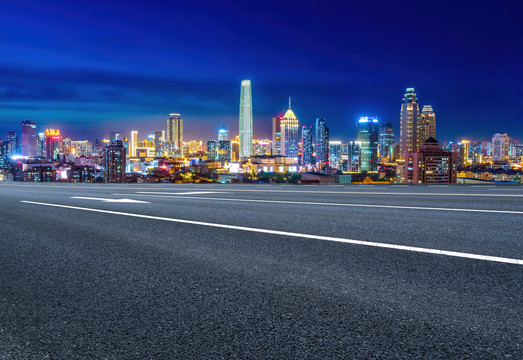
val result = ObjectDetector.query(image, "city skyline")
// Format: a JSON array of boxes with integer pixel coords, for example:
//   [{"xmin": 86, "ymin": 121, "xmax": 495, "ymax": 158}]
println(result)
[{"xmin": 0, "ymin": 1, "xmax": 521, "ymax": 141}]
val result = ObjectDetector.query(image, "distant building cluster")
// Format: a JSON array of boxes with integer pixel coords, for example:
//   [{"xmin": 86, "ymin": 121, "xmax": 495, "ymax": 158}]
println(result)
[{"xmin": 0, "ymin": 84, "xmax": 521, "ymax": 184}]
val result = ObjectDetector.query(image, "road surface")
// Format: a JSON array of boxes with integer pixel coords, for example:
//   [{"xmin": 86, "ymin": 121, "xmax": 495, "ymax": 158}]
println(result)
[{"xmin": 0, "ymin": 183, "xmax": 521, "ymax": 358}]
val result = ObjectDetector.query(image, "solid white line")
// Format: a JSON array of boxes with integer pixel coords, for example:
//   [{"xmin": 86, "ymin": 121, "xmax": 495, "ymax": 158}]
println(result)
[
  {"xmin": 125, "ymin": 193, "xmax": 523, "ymax": 215},
  {"xmin": 164, "ymin": 191, "xmax": 224, "ymax": 195},
  {"xmin": 132, "ymin": 189, "xmax": 523, "ymax": 197},
  {"xmin": 20, "ymin": 201, "xmax": 522, "ymax": 266}
]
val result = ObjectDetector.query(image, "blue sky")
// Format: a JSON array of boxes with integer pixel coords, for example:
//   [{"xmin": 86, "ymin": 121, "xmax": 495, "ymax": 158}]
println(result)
[{"xmin": 0, "ymin": 0, "xmax": 522, "ymax": 142}]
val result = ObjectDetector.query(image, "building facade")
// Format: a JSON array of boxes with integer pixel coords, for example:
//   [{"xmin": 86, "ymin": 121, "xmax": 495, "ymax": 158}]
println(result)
[
  {"xmin": 492, "ymin": 132, "xmax": 510, "ymax": 162},
  {"xmin": 404, "ymin": 137, "xmax": 457, "ymax": 183},
  {"xmin": 21, "ymin": 120, "xmax": 37, "ymax": 157},
  {"xmin": 417, "ymin": 105, "xmax": 436, "ymax": 150},
  {"xmin": 103, "ymin": 140, "xmax": 126, "ymax": 183},
  {"xmin": 239, "ymin": 80, "xmax": 253, "ymax": 158},
  {"xmin": 400, "ymin": 88, "xmax": 420, "ymax": 155},
  {"xmin": 301, "ymin": 126, "xmax": 313, "ymax": 166},
  {"xmin": 378, "ymin": 122, "xmax": 394, "ymax": 159},
  {"xmin": 357, "ymin": 117, "xmax": 379, "ymax": 171},
  {"xmin": 280, "ymin": 98, "xmax": 299, "ymax": 157},
  {"xmin": 166, "ymin": 113, "xmax": 183, "ymax": 151},
  {"xmin": 315, "ymin": 118, "xmax": 329, "ymax": 168}
]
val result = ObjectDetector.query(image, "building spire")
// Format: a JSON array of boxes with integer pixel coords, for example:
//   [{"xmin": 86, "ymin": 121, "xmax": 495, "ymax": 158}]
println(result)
[{"xmin": 289, "ymin": 96, "xmax": 291, "ymax": 110}]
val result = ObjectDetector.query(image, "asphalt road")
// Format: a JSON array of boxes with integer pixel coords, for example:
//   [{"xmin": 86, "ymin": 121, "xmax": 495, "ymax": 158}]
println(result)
[{"xmin": 0, "ymin": 183, "xmax": 521, "ymax": 359}]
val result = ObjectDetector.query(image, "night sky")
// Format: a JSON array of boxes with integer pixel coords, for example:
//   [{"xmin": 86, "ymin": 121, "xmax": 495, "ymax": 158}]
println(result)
[{"xmin": 0, "ymin": 0, "xmax": 522, "ymax": 142}]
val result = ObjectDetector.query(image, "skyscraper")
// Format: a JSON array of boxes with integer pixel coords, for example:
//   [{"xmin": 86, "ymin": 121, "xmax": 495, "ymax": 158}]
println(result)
[
  {"xmin": 492, "ymin": 132, "xmax": 510, "ymax": 162},
  {"xmin": 315, "ymin": 118, "xmax": 329, "ymax": 168},
  {"xmin": 218, "ymin": 127, "xmax": 229, "ymax": 141},
  {"xmin": 272, "ymin": 116, "xmax": 282, "ymax": 156},
  {"xmin": 45, "ymin": 129, "xmax": 61, "ymax": 160},
  {"xmin": 329, "ymin": 141, "xmax": 342, "ymax": 169},
  {"xmin": 357, "ymin": 117, "xmax": 379, "ymax": 171},
  {"xmin": 166, "ymin": 113, "xmax": 183, "ymax": 150},
  {"xmin": 378, "ymin": 122, "xmax": 394, "ymax": 159},
  {"xmin": 207, "ymin": 141, "xmax": 217, "ymax": 161},
  {"xmin": 103, "ymin": 140, "xmax": 126, "ymax": 183},
  {"xmin": 37, "ymin": 133, "xmax": 45, "ymax": 158},
  {"xmin": 239, "ymin": 80, "xmax": 253, "ymax": 158},
  {"xmin": 301, "ymin": 126, "xmax": 313, "ymax": 166},
  {"xmin": 217, "ymin": 140, "xmax": 231, "ymax": 163},
  {"xmin": 154, "ymin": 131, "xmax": 164, "ymax": 156},
  {"xmin": 404, "ymin": 138, "xmax": 457, "ymax": 183},
  {"xmin": 129, "ymin": 130, "xmax": 138, "ymax": 158},
  {"xmin": 280, "ymin": 98, "xmax": 299, "ymax": 157},
  {"xmin": 21, "ymin": 120, "xmax": 37, "ymax": 157},
  {"xmin": 416, "ymin": 105, "xmax": 436, "ymax": 150},
  {"xmin": 109, "ymin": 131, "xmax": 122, "ymax": 141},
  {"xmin": 400, "ymin": 88, "xmax": 420, "ymax": 155}
]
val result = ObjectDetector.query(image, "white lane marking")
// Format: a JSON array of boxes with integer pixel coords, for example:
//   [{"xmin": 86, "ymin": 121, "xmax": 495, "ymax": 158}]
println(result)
[
  {"xmin": 116, "ymin": 193, "xmax": 523, "ymax": 215},
  {"xmin": 70, "ymin": 196, "xmax": 150, "ymax": 204},
  {"xmin": 132, "ymin": 189, "xmax": 523, "ymax": 197},
  {"xmin": 428, "ymin": 185, "xmax": 449, "ymax": 187},
  {"xmin": 164, "ymin": 191, "xmax": 224, "ymax": 195},
  {"xmin": 21, "ymin": 200, "xmax": 523, "ymax": 266}
]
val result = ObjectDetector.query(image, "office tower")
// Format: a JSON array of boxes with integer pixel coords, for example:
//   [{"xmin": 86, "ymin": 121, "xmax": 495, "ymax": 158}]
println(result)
[
  {"xmin": 357, "ymin": 117, "xmax": 379, "ymax": 171},
  {"xmin": 239, "ymin": 80, "xmax": 253, "ymax": 158},
  {"xmin": 347, "ymin": 141, "xmax": 360, "ymax": 172},
  {"xmin": 459, "ymin": 139, "xmax": 470, "ymax": 166},
  {"xmin": 492, "ymin": 133, "xmax": 510, "ymax": 162},
  {"xmin": 315, "ymin": 118, "xmax": 329, "ymax": 168},
  {"xmin": 272, "ymin": 116, "xmax": 282, "ymax": 155},
  {"xmin": 404, "ymin": 137, "xmax": 457, "ymax": 183},
  {"xmin": 329, "ymin": 141, "xmax": 342, "ymax": 169},
  {"xmin": 280, "ymin": 98, "xmax": 299, "ymax": 157},
  {"xmin": 103, "ymin": 140, "xmax": 126, "ymax": 183},
  {"xmin": 166, "ymin": 113, "xmax": 183, "ymax": 149},
  {"xmin": 129, "ymin": 131, "xmax": 138, "ymax": 158},
  {"xmin": 6, "ymin": 131, "xmax": 19, "ymax": 155},
  {"xmin": 21, "ymin": 120, "xmax": 37, "ymax": 157},
  {"xmin": 109, "ymin": 131, "xmax": 121, "ymax": 141},
  {"xmin": 400, "ymin": 88, "xmax": 420, "ymax": 154},
  {"xmin": 217, "ymin": 140, "xmax": 231, "ymax": 163},
  {"xmin": 207, "ymin": 141, "xmax": 217, "ymax": 161},
  {"xmin": 45, "ymin": 129, "xmax": 61, "ymax": 160},
  {"xmin": 218, "ymin": 127, "xmax": 229, "ymax": 141},
  {"xmin": 301, "ymin": 126, "xmax": 313, "ymax": 166},
  {"xmin": 378, "ymin": 122, "xmax": 394, "ymax": 159},
  {"xmin": 37, "ymin": 133, "xmax": 46, "ymax": 157},
  {"xmin": 252, "ymin": 139, "xmax": 272, "ymax": 156},
  {"xmin": 416, "ymin": 105, "xmax": 436, "ymax": 150},
  {"xmin": 154, "ymin": 131, "xmax": 163, "ymax": 156}
]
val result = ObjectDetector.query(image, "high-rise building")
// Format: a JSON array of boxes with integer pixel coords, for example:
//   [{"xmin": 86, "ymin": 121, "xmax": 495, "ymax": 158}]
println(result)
[
  {"xmin": 217, "ymin": 140, "xmax": 231, "ymax": 163},
  {"xmin": 329, "ymin": 141, "xmax": 342, "ymax": 169},
  {"xmin": 218, "ymin": 127, "xmax": 229, "ymax": 141},
  {"xmin": 492, "ymin": 132, "xmax": 510, "ymax": 162},
  {"xmin": 129, "ymin": 130, "xmax": 138, "ymax": 158},
  {"xmin": 400, "ymin": 88, "xmax": 420, "ymax": 155},
  {"xmin": 239, "ymin": 80, "xmax": 253, "ymax": 158},
  {"xmin": 347, "ymin": 141, "xmax": 360, "ymax": 172},
  {"xmin": 207, "ymin": 141, "xmax": 217, "ymax": 161},
  {"xmin": 154, "ymin": 131, "xmax": 164, "ymax": 156},
  {"xmin": 378, "ymin": 122, "xmax": 394, "ymax": 159},
  {"xmin": 301, "ymin": 126, "xmax": 313, "ymax": 166},
  {"xmin": 416, "ymin": 105, "xmax": 436, "ymax": 150},
  {"xmin": 404, "ymin": 137, "xmax": 457, "ymax": 183},
  {"xmin": 108, "ymin": 131, "xmax": 121, "ymax": 141},
  {"xmin": 315, "ymin": 118, "xmax": 329, "ymax": 168},
  {"xmin": 280, "ymin": 98, "xmax": 299, "ymax": 157},
  {"xmin": 357, "ymin": 117, "xmax": 379, "ymax": 171},
  {"xmin": 21, "ymin": 120, "xmax": 37, "ymax": 157},
  {"xmin": 103, "ymin": 140, "xmax": 126, "ymax": 183},
  {"xmin": 36, "ymin": 133, "xmax": 46, "ymax": 157},
  {"xmin": 166, "ymin": 113, "xmax": 183, "ymax": 150},
  {"xmin": 45, "ymin": 129, "xmax": 61, "ymax": 160},
  {"xmin": 272, "ymin": 116, "xmax": 282, "ymax": 155},
  {"xmin": 231, "ymin": 135, "xmax": 240, "ymax": 161}
]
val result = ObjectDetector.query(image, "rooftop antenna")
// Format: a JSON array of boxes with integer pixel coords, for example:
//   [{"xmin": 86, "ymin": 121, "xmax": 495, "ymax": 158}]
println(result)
[{"xmin": 289, "ymin": 96, "xmax": 291, "ymax": 109}]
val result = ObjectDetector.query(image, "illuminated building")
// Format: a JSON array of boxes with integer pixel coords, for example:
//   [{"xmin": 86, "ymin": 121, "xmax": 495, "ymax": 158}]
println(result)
[
  {"xmin": 239, "ymin": 80, "xmax": 253, "ymax": 158},
  {"xmin": 21, "ymin": 120, "xmax": 37, "ymax": 157},
  {"xmin": 166, "ymin": 113, "xmax": 183, "ymax": 151},
  {"xmin": 231, "ymin": 136, "xmax": 240, "ymax": 161},
  {"xmin": 357, "ymin": 117, "xmax": 379, "ymax": 171},
  {"xmin": 130, "ymin": 131, "xmax": 138, "ymax": 157},
  {"xmin": 103, "ymin": 140, "xmax": 126, "ymax": 183},
  {"xmin": 218, "ymin": 127, "xmax": 229, "ymax": 141},
  {"xmin": 417, "ymin": 105, "xmax": 436, "ymax": 149},
  {"xmin": 217, "ymin": 140, "xmax": 231, "ymax": 162},
  {"xmin": 347, "ymin": 141, "xmax": 360, "ymax": 172},
  {"xmin": 315, "ymin": 118, "xmax": 329, "ymax": 168},
  {"xmin": 252, "ymin": 139, "xmax": 272, "ymax": 156},
  {"xmin": 378, "ymin": 122, "xmax": 394, "ymax": 159},
  {"xmin": 400, "ymin": 88, "xmax": 420, "ymax": 154},
  {"xmin": 45, "ymin": 129, "xmax": 61, "ymax": 160},
  {"xmin": 492, "ymin": 132, "xmax": 510, "ymax": 162},
  {"xmin": 6, "ymin": 131, "xmax": 19, "ymax": 156},
  {"xmin": 301, "ymin": 126, "xmax": 313, "ymax": 166},
  {"xmin": 459, "ymin": 139, "xmax": 470, "ymax": 166},
  {"xmin": 108, "ymin": 131, "xmax": 121, "ymax": 141},
  {"xmin": 70, "ymin": 140, "xmax": 92, "ymax": 156},
  {"xmin": 280, "ymin": 98, "xmax": 299, "ymax": 157},
  {"xmin": 36, "ymin": 133, "xmax": 45, "ymax": 157},
  {"xmin": 404, "ymin": 137, "xmax": 457, "ymax": 183},
  {"xmin": 185, "ymin": 140, "xmax": 203, "ymax": 154},
  {"xmin": 207, "ymin": 141, "xmax": 216, "ymax": 160},
  {"xmin": 329, "ymin": 141, "xmax": 342, "ymax": 169},
  {"xmin": 272, "ymin": 116, "xmax": 282, "ymax": 155},
  {"xmin": 154, "ymin": 131, "xmax": 164, "ymax": 156}
]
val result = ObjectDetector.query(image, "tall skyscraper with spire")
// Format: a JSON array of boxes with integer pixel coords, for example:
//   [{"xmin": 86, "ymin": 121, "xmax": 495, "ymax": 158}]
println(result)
[
  {"xmin": 280, "ymin": 97, "xmax": 299, "ymax": 157},
  {"xmin": 239, "ymin": 80, "xmax": 253, "ymax": 158},
  {"xmin": 400, "ymin": 88, "xmax": 420, "ymax": 155}
]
